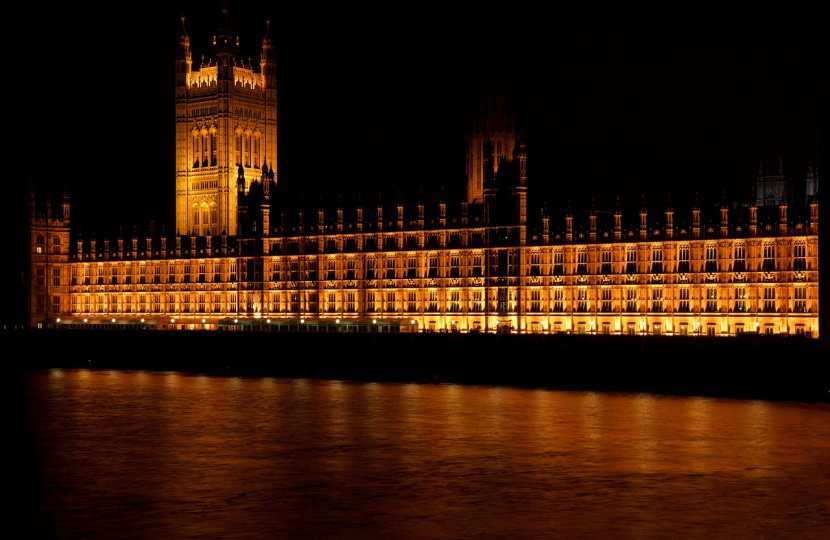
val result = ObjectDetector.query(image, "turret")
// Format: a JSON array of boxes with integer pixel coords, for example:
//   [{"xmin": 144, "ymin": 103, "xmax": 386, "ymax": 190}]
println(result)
[
  {"xmin": 809, "ymin": 195, "xmax": 819, "ymax": 235},
  {"xmin": 778, "ymin": 197, "xmax": 788, "ymax": 234},
  {"xmin": 565, "ymin": 201, "xmax": 573, "ymax": 243},
  {"xmin": 720, "ymin": 193, "xmax": 729, "ymax": 237},
  {"xmin": 396, "ymin": 192, "xmax": 404, "ymax": 230},
  {"xmin": 337, "ymin": 196, "xmax": 344, "ymax": 234},
  {"xmin": 692, "ymin": 194, "xmax": 701, "ymax": 238}
]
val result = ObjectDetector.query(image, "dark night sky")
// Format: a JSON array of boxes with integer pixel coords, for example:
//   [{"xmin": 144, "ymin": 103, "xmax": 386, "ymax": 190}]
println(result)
[{"xmin": 12, "ymin": 1, "xmax": 827, "ymax": 232}]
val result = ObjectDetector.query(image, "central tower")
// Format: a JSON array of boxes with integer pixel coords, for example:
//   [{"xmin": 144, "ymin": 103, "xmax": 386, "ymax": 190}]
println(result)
[{"xmin": 175, "ymin": 7, "xmax": 277, "ymax": 236}]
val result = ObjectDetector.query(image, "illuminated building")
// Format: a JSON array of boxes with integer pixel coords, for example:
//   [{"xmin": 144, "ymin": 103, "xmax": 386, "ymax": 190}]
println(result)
[{"xmin": 26, "ymin": 12, "xmax": 821, "ymax": 338}]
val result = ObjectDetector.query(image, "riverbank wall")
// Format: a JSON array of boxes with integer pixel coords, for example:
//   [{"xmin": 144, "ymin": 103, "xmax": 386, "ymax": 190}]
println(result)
[{"xmin": 5, "ymin": 330, "xmax": 828, "ymax": 402}]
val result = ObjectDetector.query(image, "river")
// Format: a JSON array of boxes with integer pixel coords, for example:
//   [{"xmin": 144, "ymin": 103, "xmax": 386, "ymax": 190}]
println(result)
[{"xmin": 14, "ymin": 369, "xmax": 830, "ymax": 539}]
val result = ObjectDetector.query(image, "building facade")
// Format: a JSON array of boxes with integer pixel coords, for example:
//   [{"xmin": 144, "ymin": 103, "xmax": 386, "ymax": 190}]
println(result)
[{"xmin": 26, "ymin": 11, "xmax": 821, "ymax": 338}]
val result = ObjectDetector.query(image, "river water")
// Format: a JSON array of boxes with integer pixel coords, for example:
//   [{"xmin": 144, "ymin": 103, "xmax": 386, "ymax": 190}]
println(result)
[{"xmin": 14, "ymin": 369, "xmax": 830, "ymax": 539}]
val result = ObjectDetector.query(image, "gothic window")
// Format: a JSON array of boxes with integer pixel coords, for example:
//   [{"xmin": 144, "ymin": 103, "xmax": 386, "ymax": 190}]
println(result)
[
  {"xmin": 763, "ymin": 286, "xmax": 776, "ymax": 312},
  {"xmin": 676, "ymin": 244, "xmax": 689, "ymax": 273},
  {"xmin": 706, "ymin": 287, "xmax": 717, "ymax": 312},
  {"xmin": 651, "ymin": 245, "xmax": 663, "ymax": 273},
  {"xmin": 733, "ymin": 242, "xmax": 746, "ymax": 272},
  {"xmin": 734, "ymin": 286, "xmax": 746, "ymax": 312},
  {"xmin": 450, "ymin": 290, "xmax": 461, "ymax": 312},
  {"xmin": 473, "ymin": 290, "xmax": 483, "ymax": 312},
  {"xmin": 626, "ymin": 288, "xmax": 638, "ymax": 312},
  {"xmin": 530, "ymin": 289, "xmax": 540, "ymax": 312},
  {"xmin": 428, "ymin": 253, "xmax": 438, "ymax": 278},
  {"xmin": 652, "ymin": 287, "xmax": 663, "ymax": 312},
  {"xmin": 530, "ymin": 251, "xmax": 540, "ymax": 276},
  {"xmin": 625, "ymin": 246, "xmax": 637, "ymax": 274},
  {"xmin": 678, "ymin": 287, "xmax": 690, "ymax": 312},
  {"xmin": 407, "ymin": 255, "xmax": 417, "ymax": 279},
  {"xmin": 577, "ymin": 288, "xmax": 588, "ymax": 312},
  {"xmin": 428, "ymin": 290, "xmax": 438, "ymax": 312},
  {"xmin": 763, "ymin": 242, "xmax": 776, "ymax": 271},
  {"xmin": 553, "ymin": 250, "xmax": 564, "ymax": 276},
  {"xmin": 553, "ymin": 288, "xmax": 564, "ymax": 312},
  {"xmin": 793, "ymin": 240, "xmax": 806, "ymax": 271},
  {"xmin": 705, "ymin": 243, "xmax": 717, "ymax": 272},
  {"xmin": 794, "ymin": 286, "xmax": 807, "ymax": 313},
  {"xmin": 450, "ymin": 253, "xmax": 460, "ymax": 278},
  {"xmin": 601, "ymin": 288, "xmax": 612, "ymax": 312},
  {"xmin": 577, "ymin": 248, "xmax": 587, "ymax": 275},
  {"xmin": 601, "ymin": 248, "xmax": 612, "ymax": 275}
]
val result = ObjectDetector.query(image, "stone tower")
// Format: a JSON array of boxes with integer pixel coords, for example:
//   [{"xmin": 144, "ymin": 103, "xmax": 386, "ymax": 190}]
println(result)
[
  {"xmin": 175, "ymin": 7, "xmax": 277, "ymax": 236},
  {"xmin": 466, "ymin": 74, "xmax": 516, "ymax": 205}
]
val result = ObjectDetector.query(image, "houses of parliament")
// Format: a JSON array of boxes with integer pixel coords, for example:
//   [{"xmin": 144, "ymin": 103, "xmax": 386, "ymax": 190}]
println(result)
[{"xmin": 27, "ymin": 9, "xmax": 821, "ymax": 338}]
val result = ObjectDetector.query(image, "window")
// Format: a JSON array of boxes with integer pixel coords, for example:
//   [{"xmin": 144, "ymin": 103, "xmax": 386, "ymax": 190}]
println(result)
[
  {"xmin": 450, "ymin": 253, "xmax": 460, "ymax": 277},
  {"xmin": 553, "ymin": 288, "xmax": 564, "ymax": 312},
  {"xmin": 601, "ymin": 248, "xmax": 612, "ymax": 274},
  {"xmin": 652, "ymin": 288, "xmax": 663, "ymax": 312},
  {"xmin": 678, "ymin": 287, "xmax": 690, "ymax": 312},
  {"xmin": 794, "ymin": 286, "xmax": 806, "ymax": 313},
  {"xmin": 706, "ymin": 287, "xmax": 717, "ymax": 312},
  {"xmin": 407, "ymin": 255, "xmax": 416, "ymax": 279},
  {"xmin": 763, "ymin": 242, "xmax": 775, "ymax": 271},
  {"xmin": 626, "ymin": 246, "xmax": 637, "ymax": 274},
  {"xmin": 428, "ymin": 253, "xmax": 438, "ymax": 278},
  {"xmin": 763, "ymin": 286, "xmax": 776, "ymax": 312},
  {"xmin": 734, "ymin": 286, "xmax": 746, "ymax": 312},
  {"xmin": 473, "ymin": 290, "xmax": 483, "ymax": 312},
  {"xmin": 428, "ymin": 290, "xmax": 438, "ymax": 312},
  {"xmin": 577, "ymin": 288, "xmax": 588, "ymax": 312},
  {"xmin": 473, "ymin": 253, "xmax": 483, "ymax": 277},
  {"xmin": 705, "ymin": 243, "xmax": 717, "ymax": 272},
  {"xmin": 553, "ymin": 250, "xmax": 563, "ymax": 276},
  {"xmin": 733, "ymin": 242, "xmax": 746, "ymax": 272},
  {"xmin": 601, "ymin": 288, "xmax": 612, "ymax": 312},
  {"xmin": 576, "ymin": 249, "xmax": 587, "ymax": 275},
  {"xmin": 386, "ymin": 256, "xmax": 396, "ymax": 280},
  {"xmin": 530, "ymin": 251, "xmax": 540, "ymax": 276},
  {"xmin": 793, "ymin": 241, "xmax": 806, "ymax": 271},
  {"xmin": 450, "ymin": 290, "xmax": 460, "ymax": 312},
  {"xmin": 626, "ymin": 288, "xmax": 638, "ymax": 312},
  {"xmin": 651, "ymin": 245, "xmax": 663, "ymax": 273},
  {"xmin": 678, "ymin": 244, "xmax": 690, "ymax": 273}
]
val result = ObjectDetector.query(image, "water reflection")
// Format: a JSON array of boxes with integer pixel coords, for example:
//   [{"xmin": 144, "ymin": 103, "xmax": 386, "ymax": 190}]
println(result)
[{"xmin": 19, "ymin": 370, "xmax": 830, "ymax": 540}]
